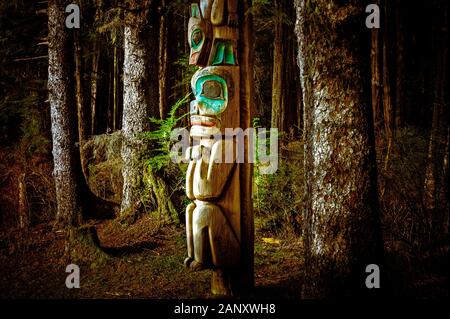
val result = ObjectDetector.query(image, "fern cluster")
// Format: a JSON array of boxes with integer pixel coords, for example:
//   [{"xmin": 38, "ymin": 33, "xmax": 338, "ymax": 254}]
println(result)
[{"xmin": 141, "ymin": 94, "xmax": 190, "ymax": 171}]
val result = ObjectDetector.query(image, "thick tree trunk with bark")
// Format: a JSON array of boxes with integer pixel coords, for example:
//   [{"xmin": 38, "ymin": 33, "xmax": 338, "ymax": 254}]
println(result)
[
  {"xmin": 48, "ymin": 0, "xmax": 82, "ymax": 227},
  {"xmin": 295, "ymin": 0, "xmax": 383, "ymax": 298},
  {"xmin": 121, "ymin": 19, "xmax": 148, "ymax": 214}
]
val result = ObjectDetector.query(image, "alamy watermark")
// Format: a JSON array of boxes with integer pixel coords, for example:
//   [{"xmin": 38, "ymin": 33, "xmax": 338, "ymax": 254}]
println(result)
[
  {"xmin": 65, "ymin": 4, "xmax": 80, "ymax": 29},
  {"xmin": 170, "ymin": 127, "xmax": 279, "ymax": 175},
  {"xmin": 366, "ymin": 4, "xmax": 380, "ymax": 29},
  {"xmin": 65, "ymin": 263, "xmax": 80, "ymax": 289},
  {"xmin": 365, "ymin": 264, "xmax": 380, "ymax": 289}
]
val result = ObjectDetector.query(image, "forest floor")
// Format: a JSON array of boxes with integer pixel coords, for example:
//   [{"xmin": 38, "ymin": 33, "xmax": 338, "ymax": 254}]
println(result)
[{"xmin": 0, "ymin": 215, "xmax": 303, "ymax": 299}]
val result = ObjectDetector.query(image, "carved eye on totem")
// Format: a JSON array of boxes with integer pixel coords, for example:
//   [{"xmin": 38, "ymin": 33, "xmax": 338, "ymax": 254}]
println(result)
[
  {"xmin": 201, "ymin": 80, "xmax": 223, "ymax": 100},
  {"xmin": 191, "ymin": 29, "xmax": 203, "ymax": 49},
  {"xmin": 193, "ymin": 74, "xmax": 228, "ymax": 115}
]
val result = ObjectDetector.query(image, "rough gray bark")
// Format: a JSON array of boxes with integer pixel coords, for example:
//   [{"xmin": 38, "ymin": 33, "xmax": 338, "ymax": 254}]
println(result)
[
  {"xmin": 48, "ymin": 0, "xmax": 82, "ymax": 226},
  {"xmin": 120, "ymin": 1, "xmax": 151, "ymax": 214},
  {"xmin": 295, "ymin": 0, "xmax": 383, "ymax": 298}
]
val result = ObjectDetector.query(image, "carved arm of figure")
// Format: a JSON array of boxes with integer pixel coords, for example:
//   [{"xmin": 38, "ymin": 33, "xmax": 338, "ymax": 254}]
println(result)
[{"xmin": 186, "ymin": 139, "xmax": 235, "ymax": 201}]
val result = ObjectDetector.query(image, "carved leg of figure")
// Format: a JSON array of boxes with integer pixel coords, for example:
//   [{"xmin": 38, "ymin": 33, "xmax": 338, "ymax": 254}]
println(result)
[
  {"xmin": 184, "ymin": 203, "xmax": 196, "ymax": 268},
  {"xmin": 190, "ymin": 203, "xmax": 211, "ymax": 271},
  {"xmin": 191, "ymin": 202, "xmax": 240, "ymax": 272}
]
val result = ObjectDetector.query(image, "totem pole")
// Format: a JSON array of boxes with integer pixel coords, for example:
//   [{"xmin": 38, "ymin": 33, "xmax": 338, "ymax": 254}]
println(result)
[{"xmin": 184, "ymin": 0, "xmax": 252, "ymax": 296}]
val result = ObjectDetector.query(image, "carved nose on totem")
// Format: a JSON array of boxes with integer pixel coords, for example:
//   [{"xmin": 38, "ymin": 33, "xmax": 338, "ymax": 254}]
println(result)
[
  {"xmin": 192, "ymin": 100, "xmax": 212, "ymax": 116},
  {"xmin": 190, "ymin": 100, "xmax": 199, "ymax": 115}
]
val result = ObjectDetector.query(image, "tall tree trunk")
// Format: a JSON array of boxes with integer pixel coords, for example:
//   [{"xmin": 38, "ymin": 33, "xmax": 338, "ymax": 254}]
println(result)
[
  {"xmin": 107, "ymin": 56, "xmax": 114, "ymax": 133},
  {"xmin": 394, "ymin": 0, "xmax": 405, "ymax": 128},
  {"xmin": 295, "ymin": 0, "xmax": 383, "ymax": 298},
  {"xmin": 283, "ymin": 0, "xmax": 301, "ymax": 137},
  {"xmin": 48, "ymin": 0, "xmax": 82, "ymax": 227},
  {"xmin": 90, "ymin": 0, "xmax": 104, "ymax": 135},
  {"xmin": 158, "ymin": 0, "xmax": 169, "ymax": 119},
  {"xmin": 271, "ymin": 0, "xmax": 301, "ymax": 135},
  {"xmin": 423, "ymin": 2, "xmax": 449, "ymax": 246},
  {"xmin": 17, "ymin": 173, "xmax": 29, "ymax": 229},
  {"xmin": 239, "ymin": 0, "xmax": 255, "ymax": 294},
  {"xmin": 90, "ymin": 42, "xmax": 100, "ymax": 136},
  {"xmin": 74, "ymin": 31, "xmax": 90, "ymax": 182},
  {"xmin": 120, "ymin": 0, "xmax": 153, "ymax": 215},
  {"xmin": 75, "ymin": 34, "xmax": 87, "ymax": 144},
  {"xmin": 113, "ymin": 44, "xmax": 123, "ymax": 131},
  {"xmin": 371, "ymin": 0, "xmax": 382, "ymax": 136},
  {"xmin": 271, "ymin": 0, "xmax": 284, "ymax": 131},
  {"xmin": 382, "ymin": 0, "xmax": 394, "ymax": 169}
]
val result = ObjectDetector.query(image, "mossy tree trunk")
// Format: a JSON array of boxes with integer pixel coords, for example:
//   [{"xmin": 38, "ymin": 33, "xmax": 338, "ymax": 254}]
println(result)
[{"xmin": 295, "ymin": 0, "xmax": 383, "ymax": 298}]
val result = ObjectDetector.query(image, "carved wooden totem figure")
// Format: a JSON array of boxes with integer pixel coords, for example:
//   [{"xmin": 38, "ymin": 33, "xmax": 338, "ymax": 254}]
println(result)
[{"xmin": 184, "ymin": 0, "xmax": 245, "ymax": 296}]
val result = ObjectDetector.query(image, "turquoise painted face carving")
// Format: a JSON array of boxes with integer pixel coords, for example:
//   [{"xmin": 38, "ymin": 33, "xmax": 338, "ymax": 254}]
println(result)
[
  {"xmin": 190, "ymin": 69, "xmax": 229, "ymax": 130},
  {"xmin": 194, "ymin": 74, "xmax": 228, "ymax": 115},
  {"xmin": 190, "ymin": 67, "xmax": 232, "ymax": 133}
]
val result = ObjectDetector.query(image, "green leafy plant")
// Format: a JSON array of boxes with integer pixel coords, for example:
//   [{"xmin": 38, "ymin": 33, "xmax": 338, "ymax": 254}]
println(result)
[{"xmin": 141, "ymin": 94, "xmax": 190, "ymax": 171}]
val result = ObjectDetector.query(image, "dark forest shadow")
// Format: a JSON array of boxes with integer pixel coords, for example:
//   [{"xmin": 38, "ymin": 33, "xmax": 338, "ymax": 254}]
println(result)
[{"xmin": 101, "ymin": 240, "xmax": 160, "ymax": 256}]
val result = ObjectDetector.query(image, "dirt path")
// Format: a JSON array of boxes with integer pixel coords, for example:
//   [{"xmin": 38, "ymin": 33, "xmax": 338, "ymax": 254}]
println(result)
[{"xmin": 0, "ymin": 216, "xmax": 303, "ymax": 298}]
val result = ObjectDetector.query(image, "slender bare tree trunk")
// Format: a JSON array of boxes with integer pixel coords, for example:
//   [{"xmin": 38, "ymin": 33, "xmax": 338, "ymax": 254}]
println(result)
[
  {"xmin": 423, "ymin": 3, "xmax": 449, "ymax": 246},
  {"xmin": 18, "ymin": 173, "xmax": 29, "ymax": 229},
  {"xmin": 395, "ymin": 0, "xmax": 405, "ymax": 128},
  {"xmin": 113, "ymin": 45, "xmax": 119, "ymax": 131},
  {"xmin": 382, "ymin": 0, "xmax": 394, "ymax": 170},
  {"xmin": 158, "ymin": 0, "xmax": 169, "ymax": 119},
  {"xmin": 75, "ymin": 34, "xmax": 87, "ymax": 144},
  {"xmin": 238, "ymin": 0, "xmax": 255, "ymax": 294},
  {"xmin": 271, "ymin": 0, "xmax": 284, "ymax": 131},
  {"xmin": 371, "ymin": 0, "xmax": 382, "ymax": 136},
  {"xmin": 90, "ymin": 42, "xmax": 100, "ymax": 136}
]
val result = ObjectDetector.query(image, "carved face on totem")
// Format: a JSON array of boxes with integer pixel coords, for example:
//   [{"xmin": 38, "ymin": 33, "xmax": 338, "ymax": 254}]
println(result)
[
  {"xmin": 188, "ymin": 4, "xmax": 211, "ymax": 66},
  {"xmin": 190, "ymin": 67, "xmax": 233, "ymax": 137}
]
